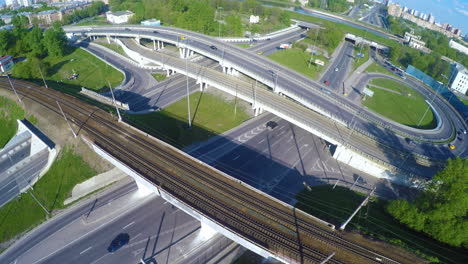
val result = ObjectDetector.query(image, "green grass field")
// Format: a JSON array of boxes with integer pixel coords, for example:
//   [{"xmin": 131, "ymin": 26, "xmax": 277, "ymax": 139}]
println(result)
[
  {"xmin": 43, "ymin": 48, "xmax": 123, "ymax": 92},
  {"xmin": 0, "ymin": 148, "xmax": 96, "ymax": 244},
  {"xmin": 352, "ymin": 45, "xmax": 370, "ymax": 72},
  {"xmin": 124, "ymin": 91, "xmax": 250, "ymax": 148},
  {"xmin": 94, "ymin": 42, "xmax": 126, "ymax": 56},
  {"xmin": 236, "ymin": 43, "xmax": 251, "ymax": 48},
  {"xmin": 364, "ymin": 61, "xmax": 392, "ymax": 74},
  {"xmin": 368, "ymin": 78, "xmax": 405, "ymax": 93},
  {"xmin": 362, "ymin": 87, "xmax": 435, "ymax": 129},
  {"xmin": 152, "ymin": 73, "xmax": 167, "ymax": 82},
  {"xmin": 459, "ymin": 97, "xmax": 468, "ymax": 106},
  {"xmin": 267, "ymin": 48, "xmax": 327, "ymax": 80},
  {"xmin": 295, "ymin": 186, "xmax": 468, "ymax": 263},
  {"xmin": 0, "ymin": 97, "xmax": 37, "ymax": 148}
]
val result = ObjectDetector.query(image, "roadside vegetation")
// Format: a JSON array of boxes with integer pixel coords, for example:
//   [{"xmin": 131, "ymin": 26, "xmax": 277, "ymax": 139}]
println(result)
[
  {"xmin": 362, "ymin": 85, "xmax": 435, "ymax": 129},
  {"xmin": 352, "ymin": 44, "xmax": 370, "ymax": 71},
  {"xmin": 307, "ymin": 0, "xmax": 353, "ymax": 13},
  {"xmin": 296, "ymin": 181, "xmax": 468, "ymax": 263},
  {"xmin": 124, "ymin": 91, "xmax": 250, "ymax": 148},
  {"xmin": 364, "ymin": 61, "xmax": 391, "ymax": 74},
  {"xmin": 94, "ymin": 41, "xmax": 126, "ymax": 56},
  {"xmin": 236, "ymin": 43, "xmax": 252, "ymax": 48},
  {"xmin": 0, "ymin": 18, "xmax": 123, "ymax": 94},
  {"xmin": 152, "ymin": 73, "xmax": 167, "ymax": 82},
  {"xmin": 387, "ymin": 157, "xmax": 468, "ymax": 249},
  {"xmin": 110, "ymin": 0, "xmax": 291, "ymax": 37},
  {"xmin": 0, "ymin": 148, "xmax": 96, "ymax": 244},
  {"xmin": 267, "ymin": 46, "xmax": 328, "ymax": 80},
  {"xmin": 0, "ymin": 97, "xmax": 37, "ymax": 148}
]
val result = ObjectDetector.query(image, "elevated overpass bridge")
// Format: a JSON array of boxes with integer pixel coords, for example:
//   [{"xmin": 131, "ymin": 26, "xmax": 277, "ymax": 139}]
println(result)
[
  {"xmin": 64, "ymin": 25, "xmax": 468, "ymax": 183},
  {"xmin": 0, "ymin": 78, "xmax": 406, "ymax": 264}
]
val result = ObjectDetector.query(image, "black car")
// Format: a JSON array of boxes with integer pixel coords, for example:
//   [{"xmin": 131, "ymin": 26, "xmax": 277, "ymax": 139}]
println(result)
[
  {"xmin": 405, "ymin": 138, "xmax": 415, "ymax": 145},
  {"xmin": 107, "ymin": 233, "xmax": 130, "ymax": 252},
  {"xmin": 266, "ymin": 121, "xmax": 278, "ymax": 130},
  {"xmin": 210, "ymin": 45, "xmax": 217, "ymax": 50}
]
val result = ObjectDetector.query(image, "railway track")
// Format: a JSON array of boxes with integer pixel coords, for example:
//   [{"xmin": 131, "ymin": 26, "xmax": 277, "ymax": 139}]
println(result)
[{"xmin": 0, "ymin": 78, "xmax": 402, "ymax": 264}]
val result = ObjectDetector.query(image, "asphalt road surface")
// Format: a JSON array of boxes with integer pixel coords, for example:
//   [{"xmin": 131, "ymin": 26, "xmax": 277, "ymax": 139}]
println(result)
[
  {"xmin": 320, "ymin": 41, "xmax": 355, "ymax": 91},
  {"xmin": 2, "ymin": 179, "xmax": 230, "ymax": 264},
  {"xmin": 188, "ymin": 113, "xmax": 407, "ymax": 203}
]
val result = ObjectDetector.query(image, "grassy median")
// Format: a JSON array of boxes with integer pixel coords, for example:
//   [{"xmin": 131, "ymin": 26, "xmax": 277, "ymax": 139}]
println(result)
[
  {"xmin": 124, "ymin": 91, "xmax": 250, "ymax": 148},
  {"xmin": 295, "ymin": 186, "xmax": 467, "ymax": 263},
  {"xmin": 267, "ymin": 48, "xmax": 327, "ymax": 80},
  {"xmin": 0, "ymin": 148, "xmax": 96, "ymax": 244},
  {"xmin": 364, "ymin": 61, "xmax": 391, "ymax": 74},
  {"xmin": 0, "ymin": 97, "xmax": 37, "ymax": 148},
  {"xmin": 362, "ymin": 86, "xmax": 435, "ymax": 129}
]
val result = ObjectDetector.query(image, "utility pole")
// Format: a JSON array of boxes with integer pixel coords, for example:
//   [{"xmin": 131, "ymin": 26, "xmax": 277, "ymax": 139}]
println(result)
[
  {"xmin": 253, "ymin": 79, "xmax": 257, "ymax": 107},
  {"xmin": 308, "ymin": 29, "xmax": 319, "ymax": 68},
  {"xmin": 340, "ymin": 187, "xmax": 375, "ymax": 230},
  {"xmin": 7, "ymin": 74, "xmax": 21, "ymax": 102},
  {"xmin": 56, "ymin": 100, "xmax": 77, "ymax": 138},
  {"xmin": 319, "ymin": 252, "xmax": 335, "ymax": 264},
  {"xmin": 274, "ymin": 71, "xmax": 278, "ymax": 92},
  {"xmin": 185, "ymin": 43, "xmax": 192, "ymax": 129},
  {"xmin": 108, "ymin": 80, "xmax": 121, "ymax": 122},
  {"xmin": 38, "ymin": 67, "xmax": 48, "ymax": 89},
  {"xmin": 234, "ymin": 84, "xmax": 238, "ymax": 119},
  {"xmin": 217, "ymin": 7, "xmax": 224, "ymax": 38}
]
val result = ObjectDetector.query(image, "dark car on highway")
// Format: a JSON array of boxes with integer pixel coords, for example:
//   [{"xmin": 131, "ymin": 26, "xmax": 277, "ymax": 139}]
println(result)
[
  {"xmin": 266, "ymin": 121, "xmax": 278, "ymax": 130},
  {"xmin": 210, "ymin": 45, "xmax": 217, "ymax": 50},
  {"xmin": 107, "ymin": 233, "xmax": 130, "ymax": 253}
]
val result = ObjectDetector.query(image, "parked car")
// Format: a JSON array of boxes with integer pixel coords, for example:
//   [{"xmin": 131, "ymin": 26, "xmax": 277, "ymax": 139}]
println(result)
[
  {"xmin": 324, "ymin": 80, "xmax": 330, "ymax": 86},
  {"xmin": 257, "ymin": 51, "xmax": 263, "ymax": 55}
]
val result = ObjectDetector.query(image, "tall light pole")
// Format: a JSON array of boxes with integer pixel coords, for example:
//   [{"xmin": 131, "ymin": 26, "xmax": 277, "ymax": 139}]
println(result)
[
  {"xmin": 38, "ymin": 66, "xmax": 48, "ymax": 89},
  {"xmin": 108, "ymin": 80, "xmax": 122, "ymax": 122},
  {"xmin": 217, "ymin": 7, "xmax": 224, "ymax": 38},
  {"xmin": 308, "ymin": 29, "xmax": 319, "ymax": 68},
  {"xmin": 185, "ymin": 38, "xmax": 192, "ymax": 129},
  {"xmin": 7, "ymin": 74, "xmax": 21, "ymax": 102}
]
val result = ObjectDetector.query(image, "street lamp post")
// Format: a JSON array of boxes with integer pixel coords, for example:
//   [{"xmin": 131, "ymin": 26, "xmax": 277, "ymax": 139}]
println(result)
[
  {"xmin": 185, "ymin": 38, "xmax": 192, "ymax": 129},
  {"xmin": 7, "ymin": 74, "xmax": 21, "ymax": 102}
]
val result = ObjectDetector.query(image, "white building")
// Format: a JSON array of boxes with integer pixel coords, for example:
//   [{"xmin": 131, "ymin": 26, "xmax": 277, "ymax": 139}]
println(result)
[
  {"xmin": 106, "ymin": 10, "xmax": 134, "ymax": 24},
  {"xmin": 449, "ymin": 39, "xmax": 468, "ymax": 56},
  {"xmin": 249, "ymin": 15, "xmax": 259, "ymax": 24},
  {"xmin": 427, "ymin": 13, "xmax": 435, "ymax": 24},
  {"xmin": 0, "ymin": 56, "xmax": 14, "ymax": 72},
  {"xmin": 5, "ymin": 0, "xmax": 17, "ymax": 7},
  {"xmin": 450, "ymin": 63, "xmax": 468, "ymax": 94}
]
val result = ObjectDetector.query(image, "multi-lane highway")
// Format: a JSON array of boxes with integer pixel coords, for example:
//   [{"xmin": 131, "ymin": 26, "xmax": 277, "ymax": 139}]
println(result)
[{"xmin": 64, "ymin": 26, "xmax": 468, "ymax": 167}]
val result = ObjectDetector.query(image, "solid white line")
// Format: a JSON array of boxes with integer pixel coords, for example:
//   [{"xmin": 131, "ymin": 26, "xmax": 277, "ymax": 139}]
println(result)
[
  {"xmin": 258, "ymin": 139, "xmax": 266, "ymax": 144},
  {"xmin": 123, "ymin": 221, "xmax": 135, "ymax": 229},
  {"xmin": 232, "ymin": 155, "xmax": 240, "ymax": 160},
  {"xmin": 80, "ymin": 247, "xmax": 92, "ymax": 255}
]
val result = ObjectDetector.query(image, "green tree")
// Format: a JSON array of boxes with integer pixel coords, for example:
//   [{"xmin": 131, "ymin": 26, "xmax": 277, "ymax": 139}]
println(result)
[
  {"xmin": 387, "ymin": 157, "xmax": 468, "ymax": 248},
  {"xmin": 0, "ymin": 30, "xmax": 13, "ymax": 55},
  {"xmin": 42, "ymin": 22, "xmax": 68, "ymax": 57},
  {"xmin": 26, "ymin": 26, "xmax": 46, "ymax": 57}
]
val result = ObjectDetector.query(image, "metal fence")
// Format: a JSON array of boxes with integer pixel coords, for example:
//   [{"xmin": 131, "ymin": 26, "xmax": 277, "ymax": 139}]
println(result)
[{"xmin": 406, "ymin": 65, "xmax": 468, "ymax": 120}]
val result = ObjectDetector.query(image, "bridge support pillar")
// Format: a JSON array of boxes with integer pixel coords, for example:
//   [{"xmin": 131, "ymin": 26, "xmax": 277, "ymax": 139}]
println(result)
[
  {"xmin": 199, "ymin": 220, "xmax": 217, "ymax": 240},
  {"xmin": 106, "ymin": 35, "xmax": 111, "ymax": 44},
  {"xmin": 135, "ymin": 37, "xmax": 140, "ymax": 44},
  {"xmin": 222, "ymin": 66, "xmax": 227, "ymax": 74},
  {"xmin": 253, "ymin": 107, "xmax": 263, "ymax": 117},
  {"xmin": 153, "ymin": 39, "xmax": 156, "ymax": 50}
]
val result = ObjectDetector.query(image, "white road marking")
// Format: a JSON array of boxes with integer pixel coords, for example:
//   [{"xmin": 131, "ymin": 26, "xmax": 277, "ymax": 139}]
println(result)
[
  {"xmin": 232, "ymin": 155, "xmax": 240, "ymax": 160},
  {"xmin": 132, "ymin": 233, "xmax": 142, "ymax": 241},
  {"xmin": 258, "ymin": 139, "xmax": 265, "ymax": 144},
  {"xmin": 80, "ymin": 247, "xmax": 92, "ymax": 255},
  {"xmin": 123, "ymin": 221, "xmax": 135, "ymax": 229}
]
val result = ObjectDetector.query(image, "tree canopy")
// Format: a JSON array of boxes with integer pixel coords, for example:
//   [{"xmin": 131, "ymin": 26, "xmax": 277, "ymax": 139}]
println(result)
[
  {"xmin": 42, "ymin": 22, "xmax": 68, "ymax": 57},
  {"xmin": 387, "ymin": 157, "xmax": 468, "ymax": 248}
]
